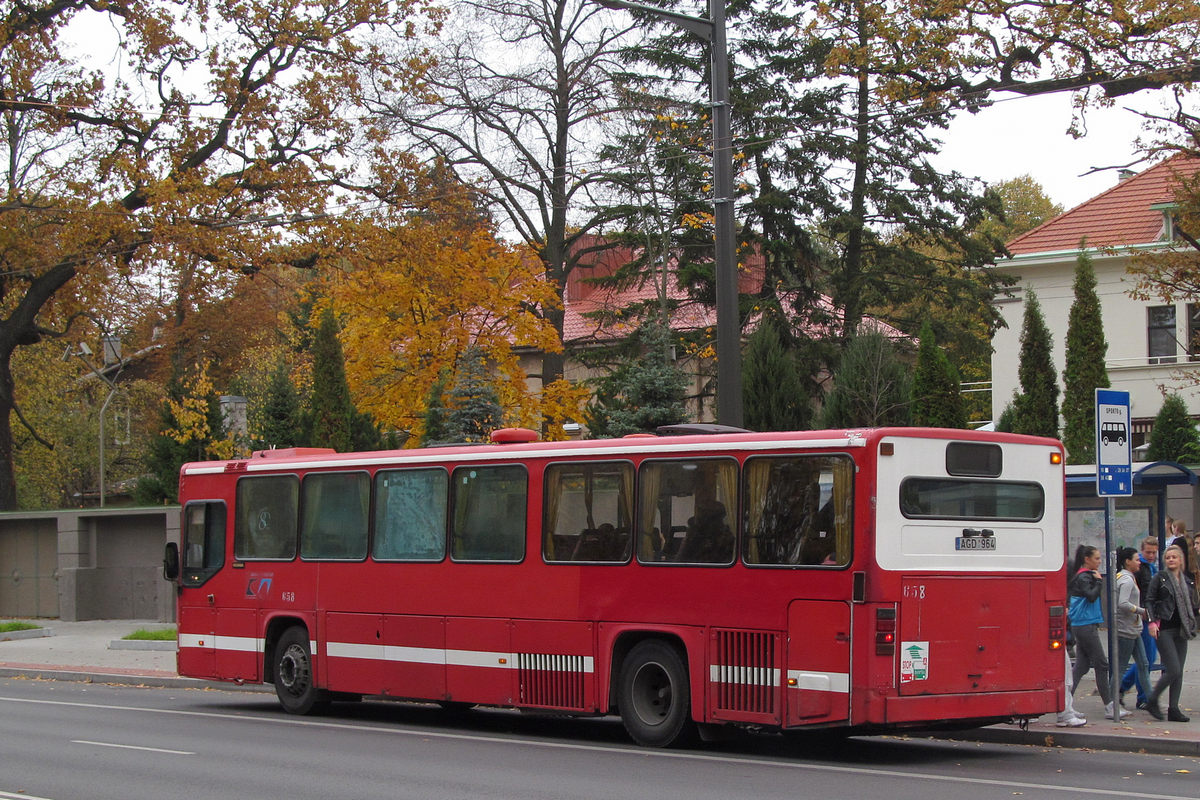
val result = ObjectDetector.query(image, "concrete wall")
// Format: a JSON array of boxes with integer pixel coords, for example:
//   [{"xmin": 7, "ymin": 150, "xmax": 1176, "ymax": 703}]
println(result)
[{"xmin": 0, "ymin": 507, "xmax": 178, "ymax": 622}]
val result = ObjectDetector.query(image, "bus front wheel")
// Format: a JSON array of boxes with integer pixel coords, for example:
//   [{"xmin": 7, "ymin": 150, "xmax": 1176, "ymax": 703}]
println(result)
[
  {"xmin": 274, "ymin": 626, "xmax": 327, "ymax": 715},
  {"xmin": 617, "ymin": 640, "xmax": 696, "ymax": 747}
]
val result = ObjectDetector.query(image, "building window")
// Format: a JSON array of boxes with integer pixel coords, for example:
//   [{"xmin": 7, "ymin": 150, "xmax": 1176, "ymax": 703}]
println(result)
[
  {"xmin": 1188, "ymin": 304, "xmax": 1200, "ymax": 361},
  {"xmin": 1148, "ymin": 305, "xmax": 1177, "ymax": 365}
]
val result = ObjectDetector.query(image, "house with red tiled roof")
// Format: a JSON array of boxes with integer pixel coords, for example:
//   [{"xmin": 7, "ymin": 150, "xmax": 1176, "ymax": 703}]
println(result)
[
  {"xmin": 990, "ymin": 154, "xmax": 1200, "ymax": 446},
  {"xmin": 516, "ymin": 235, "xmax": 905, "ymax": 427}
]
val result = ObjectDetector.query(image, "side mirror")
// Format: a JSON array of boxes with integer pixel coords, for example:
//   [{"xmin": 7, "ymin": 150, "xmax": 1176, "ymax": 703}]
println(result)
[{"xmin": 163, "ymin": 542, "xmax": 180, "ymax": 582}]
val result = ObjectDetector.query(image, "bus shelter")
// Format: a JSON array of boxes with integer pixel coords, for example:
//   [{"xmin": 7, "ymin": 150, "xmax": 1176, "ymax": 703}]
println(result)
[{"xmin": 1065, "ymin": 461, "xmax": 1198, "ymax": 559}]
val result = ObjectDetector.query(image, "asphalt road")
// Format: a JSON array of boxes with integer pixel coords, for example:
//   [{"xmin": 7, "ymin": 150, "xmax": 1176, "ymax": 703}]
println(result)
[{"xmin": 1, "ymin": 678, "xmax": 1198, "ymax": 800}]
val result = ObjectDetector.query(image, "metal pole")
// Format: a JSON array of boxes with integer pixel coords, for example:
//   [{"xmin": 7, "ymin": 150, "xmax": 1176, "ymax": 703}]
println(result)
[
  {"xmin": 1105, "ymin": 497, "xmax": 1120, "ymax": 711},
  {"xmin": 99, "ymin": 386, "xmax": 116, "ymax": 508},
  {"xmin": 708, "ymin": 0, "xmax": 742, "ymax": 427},
  {"xmin": 593, "ymin": 0, "xmax": 742, "ymax": 426}
]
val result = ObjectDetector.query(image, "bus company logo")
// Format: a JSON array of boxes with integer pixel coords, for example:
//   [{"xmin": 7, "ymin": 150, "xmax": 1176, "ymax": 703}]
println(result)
[
  {"xmin": 246, "ymin": 577, "xmax": 273, "ymax": 598},
  {"xmin": 900, "ymin": 641, "xmax": 929, "ymax": 683}
]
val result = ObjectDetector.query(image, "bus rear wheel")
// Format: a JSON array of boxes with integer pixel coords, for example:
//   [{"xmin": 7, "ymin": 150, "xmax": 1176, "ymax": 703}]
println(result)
[
  {"xmin": 274, "ymin": 626, "xmax": 327, "ymax": 715},
  {"xmin": 617, "ymin": 640, "xmax": 696, "ymax": 747}
]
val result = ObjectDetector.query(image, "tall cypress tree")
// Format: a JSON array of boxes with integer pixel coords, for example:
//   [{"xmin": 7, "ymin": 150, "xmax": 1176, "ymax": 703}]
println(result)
[
  {"xmin": 910, "ymin": 319, "xmax": 967, "ymax": 429},
  {"xmin": 1062, "ymin": 249, "xmax": 1110, "ymax": 463},
  {"xmin": 307, "ymin": 306, "xmax": 355, "ymax": 452},
  {"xmin": 742, "ymin": 313, "xmax": 811, "ymax": 432},
  {"xmin": 1013, "ymin": 288, "xmax": 1060, "ymax": 439}
]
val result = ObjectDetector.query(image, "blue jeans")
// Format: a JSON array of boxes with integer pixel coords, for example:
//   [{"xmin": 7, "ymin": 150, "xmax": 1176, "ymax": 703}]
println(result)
[{"xmin": 1120, "ymin": 621, "xmax": 1158, "ymax": 701}]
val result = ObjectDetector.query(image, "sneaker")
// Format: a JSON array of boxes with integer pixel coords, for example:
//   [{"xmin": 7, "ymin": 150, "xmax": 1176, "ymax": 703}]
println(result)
[
  {"xmin": 1056, "ymin": 711, "xmax": 1087, "ymax": 727},
  {"xmin": 1105, "ymin": 702, "xmax": 1132, "ymax": 720},
  {"xmin": 1136, "ymin": 700, "xmax": 1148, "ymax": 710}
]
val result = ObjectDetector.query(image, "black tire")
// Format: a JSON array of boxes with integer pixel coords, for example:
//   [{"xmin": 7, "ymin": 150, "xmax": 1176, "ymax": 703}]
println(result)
[
  {"xmin": 617, "ymin": 640, "xmax": 697, "ymax": 747},
  {"xmin": 274, "ymin": 626, "xmax": 327, "ymax": 715}
]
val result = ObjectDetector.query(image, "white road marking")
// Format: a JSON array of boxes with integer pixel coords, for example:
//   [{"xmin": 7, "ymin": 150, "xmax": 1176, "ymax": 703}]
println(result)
[
  {"xmin": 71, "ymin": 739, "xmax": 194, "ymax": 755},
  {"xmin": 0, "ymin": 791, "xmax": 58, "ymax": 800},
  {"xmin": 0, "ymin": 696, "xmax": 1193, "ymax": 800}
]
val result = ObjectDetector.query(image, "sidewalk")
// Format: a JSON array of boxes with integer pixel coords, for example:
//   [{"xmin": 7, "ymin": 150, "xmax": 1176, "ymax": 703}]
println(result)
[{"xmin": 2, "ymin": 620, "xmax": 1199, "ymax": 755}]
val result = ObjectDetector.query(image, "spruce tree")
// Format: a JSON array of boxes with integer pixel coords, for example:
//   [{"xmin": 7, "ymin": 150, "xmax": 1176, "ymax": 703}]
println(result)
[
  {"xmin": 585, "ymin": 321, "xmax": 688, "ymax": 437},
  {"xmin": 910, "ymin": 319, "xmax": 967, "ymax": 428},
  {"xmin": 1013, "ymin": 288, "xmax": 1059, "ymax": 439},
  {"xmin": 743, "ymin": 314, "xmax": 811, "ymax": 432},
  {"xmin": 307, "ymin": 306, "xmax": 355, "ymax": 452},
  {"xmin": 1062, "ymin": 250, "xmax": 1110, "ymax": 463},
  {"xmin": 818, "ymin": 331, "xmax": 911, "ymax": 428},
  {"xmin": 420, "ymin": 371, "xmax": 452, "ymax": 446},
  {"xmin": 1146, "ymin": 395, "xmax": 1200, "ymax": 464},
  {"xmin": 447, "ymin": 347, "xmax": 504, "ymax": 443}
]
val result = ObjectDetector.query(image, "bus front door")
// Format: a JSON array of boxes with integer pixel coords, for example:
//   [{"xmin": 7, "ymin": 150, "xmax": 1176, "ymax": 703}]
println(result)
[{"xmin": 785, "ymin": 600, "xmax": 851, "ymax": 726}]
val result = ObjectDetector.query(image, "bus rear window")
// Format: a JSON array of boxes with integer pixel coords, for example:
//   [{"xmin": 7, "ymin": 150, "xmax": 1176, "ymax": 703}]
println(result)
[{"xmin": 900, "ymin": 478, "xmax": 1044, "ymax": 521}]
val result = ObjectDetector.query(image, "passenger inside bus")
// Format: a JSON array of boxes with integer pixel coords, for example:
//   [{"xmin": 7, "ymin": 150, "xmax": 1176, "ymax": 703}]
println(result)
[{"xmin": 678, "ymin": 500, "xmax": 734, "ymax": 562}]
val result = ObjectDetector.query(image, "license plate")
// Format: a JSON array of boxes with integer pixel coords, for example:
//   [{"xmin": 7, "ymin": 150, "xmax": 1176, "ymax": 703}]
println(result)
[{"xmin": 955, "ymin": 536, "xmax": 996, "ymax": 551}]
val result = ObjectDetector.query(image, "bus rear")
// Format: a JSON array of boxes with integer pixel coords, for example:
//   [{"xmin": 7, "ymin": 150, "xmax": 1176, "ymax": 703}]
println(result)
[{"xmin": 863, "ymin": 430, "xmax": 1066, "ymax": 727}]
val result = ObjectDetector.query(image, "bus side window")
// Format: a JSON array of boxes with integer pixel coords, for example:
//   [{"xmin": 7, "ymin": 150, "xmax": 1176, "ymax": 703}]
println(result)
[
  {"xmin": 451, "ymin": 465, "xmax": 527, "ymax": 561},
  {"xmin": 234, "ymin": 475, "xmax": 299, "ymax": 560},
  {"xmin": 374, "ymin": 468, "xmax": 448, "ymax": 561},
  {"xmin": 543, "ymin": 462, "xmax": 633, "ymax": 563},
  {"xmin": 300, "ymin": 472, "xmax": 369, "ymax": 560},
  {"xmin": 182, "ymin": 501, "xmax": 226, "ymax": 586},
  {"xmin": 743, "ymin": 455, "xmax": 853, "ymax": 567},
  {"xmin": 638, "ymin": 459, "xmax": 737, "ymax": 565}
]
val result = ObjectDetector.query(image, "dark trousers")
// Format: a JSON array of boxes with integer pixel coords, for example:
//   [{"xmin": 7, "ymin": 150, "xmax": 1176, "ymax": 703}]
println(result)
[
  {"xmin": 1070, "ymin": 623, "xmax": 1112, "ymax": 705},
  {"xmin": 1148, "ymin": 627, "xmax": 1190, "ymax": 712},
  {"xmin": 1120, "ymin": 621, "xmax": 1158, "ymax": 700}
]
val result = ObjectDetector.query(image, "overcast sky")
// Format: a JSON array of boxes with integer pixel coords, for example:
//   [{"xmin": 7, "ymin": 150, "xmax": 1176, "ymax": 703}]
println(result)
[{"xmin": 934, "ymin": 90, "xmax": 1172, "ymax": 212}]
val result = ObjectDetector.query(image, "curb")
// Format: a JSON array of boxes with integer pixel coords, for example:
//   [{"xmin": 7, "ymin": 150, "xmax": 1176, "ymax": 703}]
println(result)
[
  {"xmin": 0, "ymin": 627, "xmax": 53, "ymax": 642},
  {"xmin": 926, "ymin": 725, "xmax": 1200, "ymax": 757},
  {"xmin": 0, "ymin": 666, "xmax": 272, "ymax": 693},
  {"xmin": 108, "ymin": 639, "xmax": 178, "ymax": 652}
]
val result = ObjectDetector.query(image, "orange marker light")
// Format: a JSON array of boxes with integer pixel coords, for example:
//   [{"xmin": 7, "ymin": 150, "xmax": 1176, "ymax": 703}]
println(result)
[{"xmin": 1050, "ymin": 452, "xmax": 1062, "ymax": 465}]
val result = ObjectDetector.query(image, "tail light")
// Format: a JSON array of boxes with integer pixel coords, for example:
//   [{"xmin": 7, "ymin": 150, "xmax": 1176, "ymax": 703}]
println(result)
[
  {"xmin": 1049, "ymin": 605, "xmax": 1065, "ymax": 651},
  {"xmin": 875, "ymin": 607, "xmax": 896, "ymax": 655}
]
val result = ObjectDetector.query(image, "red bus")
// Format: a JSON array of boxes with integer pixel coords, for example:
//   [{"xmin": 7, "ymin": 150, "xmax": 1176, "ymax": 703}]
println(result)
[{"xmin": 164, "ymin": 426, "xmax": 1067, "ymax": 747}]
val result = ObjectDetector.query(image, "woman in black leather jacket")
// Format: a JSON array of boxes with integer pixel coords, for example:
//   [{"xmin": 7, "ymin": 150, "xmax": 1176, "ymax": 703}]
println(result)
[{"xmin": 1145, "ymin": 544, "xmax": 1199, "ymax": 722}]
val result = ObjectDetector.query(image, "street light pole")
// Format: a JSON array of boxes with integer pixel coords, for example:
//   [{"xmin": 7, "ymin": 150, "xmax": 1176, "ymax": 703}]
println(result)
[
  {"xmin": 595, "ymin": 0, "xmax": 742, "ymax": 427},
  {"xmin": 69, "ymin": 345, "xmax": 119, "ymax": 508}
]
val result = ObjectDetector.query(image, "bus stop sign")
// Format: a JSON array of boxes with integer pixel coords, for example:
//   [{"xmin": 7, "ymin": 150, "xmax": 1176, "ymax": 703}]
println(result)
[{"xmin": 1096, "ymin": 389, "xmax": 1132, "ymax": 497}]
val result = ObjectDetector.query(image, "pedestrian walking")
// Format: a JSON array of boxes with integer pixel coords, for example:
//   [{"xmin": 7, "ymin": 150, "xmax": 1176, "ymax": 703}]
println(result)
[
  {"xmin": 1113, "ymin": 546, "xmax": 1152, "ymax": 715},
  {"xmin": 1069, "ymin": 544, "xmax": 1128, "ymax": 720},
  {"xmin": 1145, "ymin": 543, "xmax": 1199, "ymax": 722},
  {"xmin": 1120, "ymin": 535, "xmax": 1159, "ymax": 708}
]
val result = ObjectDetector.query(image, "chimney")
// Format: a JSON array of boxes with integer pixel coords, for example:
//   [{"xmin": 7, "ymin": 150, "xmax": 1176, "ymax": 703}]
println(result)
[{"xmin": 1118, "ymin": 169, "xmax": 1136, "ymax": 183}]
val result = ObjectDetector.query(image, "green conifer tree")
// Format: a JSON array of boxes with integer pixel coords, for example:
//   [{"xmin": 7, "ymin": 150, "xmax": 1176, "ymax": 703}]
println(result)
[
  {"xmin": 1062, "ymin": 250, "xmax": 1110, "ymax": 463},
  {"xmin": 447, "ymin": 347, "xmax": 504, "ymax": 443},
  {"xmin": 910, "ymin": 319, "xmax": 967, "ymax": 428},
  {"xmin": 306, "ymin": 306, "xmax": 368, "ymax": 452},
  {"xmin": 818, "ymin": 331, "xmax": 911, "ymax": 428},
  {"xmin": 420, "ymin": 371, "xmax": 452, "ymax": 446},
  {"xmin": 1146, "ymin": 394, "xmax": 1200, "ymax": 464},
  {"xmin": 254, "ymin": 359, "xmax": 304, "ymax": 450},
  {"xmin": 743, "ymin": 313, "xmax": 811, "ymax": 432},
  {"xmin": 1013, "ymin": 288, "xmax": 1060, "ymax": 439},
  {"xmin": 586, "ymin": 321, "xmax": 688, "ymax": 437}
]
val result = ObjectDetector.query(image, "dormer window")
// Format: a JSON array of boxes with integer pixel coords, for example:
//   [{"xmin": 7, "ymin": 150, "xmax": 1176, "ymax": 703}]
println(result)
[{"xmin": 1151, "ymin": 201, "xmax": 1180, "ymax": 242}]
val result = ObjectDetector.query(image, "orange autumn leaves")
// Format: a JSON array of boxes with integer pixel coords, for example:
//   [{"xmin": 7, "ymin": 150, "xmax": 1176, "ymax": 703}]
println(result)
[{"xmin": 323, "ymin": 192, "xmax": 584, "ymax": 443}]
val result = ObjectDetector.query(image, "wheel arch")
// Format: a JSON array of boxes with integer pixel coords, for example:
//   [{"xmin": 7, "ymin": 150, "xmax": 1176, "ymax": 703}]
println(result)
[
  {"xmin": 603, "ymin": 626, "xmax": 701, "ymax": 718},
  {"xmin": 263, "ymin": 614, "xmax": 310, "ymax": 684}
]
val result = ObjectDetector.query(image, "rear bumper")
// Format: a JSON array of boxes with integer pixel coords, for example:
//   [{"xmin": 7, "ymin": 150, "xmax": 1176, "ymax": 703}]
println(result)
[{"xmin": 878, "ymin": 688, "xmax": 1060, "ymax": 727}]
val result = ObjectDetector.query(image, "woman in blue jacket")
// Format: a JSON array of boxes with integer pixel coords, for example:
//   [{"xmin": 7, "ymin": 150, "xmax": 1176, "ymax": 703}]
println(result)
[{"xmin": 1069, "ymin": 545, "xmax": 1128, "ymax": 720}]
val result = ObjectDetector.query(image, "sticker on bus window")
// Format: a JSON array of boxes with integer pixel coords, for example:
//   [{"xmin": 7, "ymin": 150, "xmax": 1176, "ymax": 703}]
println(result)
[{"xmin": 900, "ymin": 642, "xmax": 929, "ymax": 683}]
